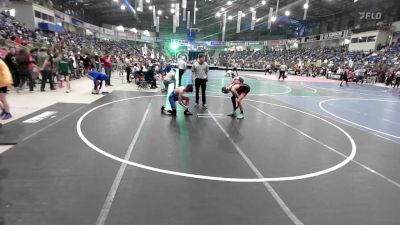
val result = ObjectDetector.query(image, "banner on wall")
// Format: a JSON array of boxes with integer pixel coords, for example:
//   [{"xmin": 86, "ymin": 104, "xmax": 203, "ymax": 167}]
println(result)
[
  {"xmin": 246, "ymin": 41, "xmax": 263, "ymax": 46},
  {"xmin": 304, "ymin": 35, "xmax": 321, "ymax": 42},
  {"xmin": 208, "ymin": 41, "xmax": 226, "ymax": 46},
  {"xmin": 237, "ymin": 11, "xmax": 242, "ymax": 33},
  {"xmin": 101, "ymin": 28, "xmax": 115, "ymax": 36},
  {"xmin": 265, "ymin": 40, "xmax": 285, "ymax": 46},
  {"xmin": 251, "ymin": 11, "xmax": 256, "ymax": 30},
  {"xmin": 323, "ymin": 31, "xmax": 346, "ymax": 40},
  {"xmin": 71, "ymin": 18, "xmax": 84, "ymax": 27},
  {"xmin": 228, "ymin": 41, "xmax": 246, "ymax": 46},
  {"xmin": 285, "ymin": 38, "xmax": 301, "ymax": 44}
]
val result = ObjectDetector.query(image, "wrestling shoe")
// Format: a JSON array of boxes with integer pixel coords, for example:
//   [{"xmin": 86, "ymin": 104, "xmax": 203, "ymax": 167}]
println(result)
[
  {"xmin": 227, "ymin": 111, "xmax": 237, "ymax": 117},
  {"xmin": 184, "ymin": 110, "xmax": 193, "ymax": 116}
]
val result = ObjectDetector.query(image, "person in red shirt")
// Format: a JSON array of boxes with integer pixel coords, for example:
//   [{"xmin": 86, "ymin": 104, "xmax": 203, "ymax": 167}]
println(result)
[
  {"xmin": 101, "ymin": 53, "xmax": 113, "ymax": 86},
  {"xmin": 15, "ymin": 36, "xmax": 23, "ymax": 46}
]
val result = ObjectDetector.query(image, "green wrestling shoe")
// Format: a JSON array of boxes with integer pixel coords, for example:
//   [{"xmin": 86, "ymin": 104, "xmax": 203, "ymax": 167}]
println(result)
[
  {"xmin": 227, "ymin": 111, "xmax": 237, "ymax": 117},
  {"xmin": 237, "ymin": 113, "xmax": 244, "ymax": 120}
]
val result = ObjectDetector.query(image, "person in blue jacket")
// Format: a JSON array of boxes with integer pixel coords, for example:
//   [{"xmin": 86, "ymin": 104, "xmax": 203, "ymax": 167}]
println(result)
[{"xmin": 88, "ymin": 70, "xmax": 109, "ymax": 94}]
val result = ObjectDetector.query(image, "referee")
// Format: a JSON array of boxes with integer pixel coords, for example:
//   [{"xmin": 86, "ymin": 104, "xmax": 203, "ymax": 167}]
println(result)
[{"xmin": 192, "ymin": 53, "xmax": 209, "ymax": 109}]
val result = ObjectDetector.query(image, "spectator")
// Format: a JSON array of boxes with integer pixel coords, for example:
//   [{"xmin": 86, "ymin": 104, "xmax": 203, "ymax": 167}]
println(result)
[
  {"xmin": 163, "ymin": 65, "xmax": 175, "ymax": 91},
  {"xmin": 178, "ymin": 57, "xmax": 187, "ymax": 86},
  {"xmin": 145, "ymin": 65, "xmax": 157, "ymax": 89},
  {"xmin": 16, "ymin": 48, "xmax": 35, "ymax": 92},
  {"xmin": 101, "ymin": 53, "xmax": 113, "ymax": 86},
  {"xmin": 37, "ymin": 47, "xmax": 55, "ymax": 92}
]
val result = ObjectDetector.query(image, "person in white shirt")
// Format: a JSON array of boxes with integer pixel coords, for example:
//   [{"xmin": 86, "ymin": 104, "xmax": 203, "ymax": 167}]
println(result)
[
  {"xmin": 163, "ymin": 65, "xmax": 175, "ymax": 91},
  {"xmin": 278, "ymin": 63, "xmax": 288, "ymax": 80},
  {"xmin": 178, "ymin": 58, "xmax": 187, "ymax": 86}
]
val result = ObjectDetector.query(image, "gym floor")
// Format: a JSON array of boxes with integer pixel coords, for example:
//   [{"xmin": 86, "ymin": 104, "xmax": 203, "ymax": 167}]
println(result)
[{"xmin": 1, "ymin": 70, "xmax": 400, "ymax": 225}]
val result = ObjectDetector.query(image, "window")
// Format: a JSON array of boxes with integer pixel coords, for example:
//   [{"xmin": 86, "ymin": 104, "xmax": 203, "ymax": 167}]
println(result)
[
  {"xmin": 48, "ymin": 16, "xmax": 54, "ymax": 22},
  {"xmin": 367, "ymin": 36, "xmax": 376, "ymax": 42},
  {"xmin": 351, "ymin": 38, "xmax": 359, "ymax": 43},
  {"xmin": 359, "ymin": 37, "xmax": 368, "ymax": 43},
  {"xmin": 41, "ymin": 13, "xmax": 48, "ymax": 21},
  {"xmin": 34, "ymin": 10, "xmax": 41, "ymax": 18}
]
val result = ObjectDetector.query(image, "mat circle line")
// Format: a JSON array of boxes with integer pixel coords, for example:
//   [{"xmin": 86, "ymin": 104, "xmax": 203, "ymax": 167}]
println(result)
[
  {"xmin": 77, "ymin": 95, "xmax": 356, "ymax": 182},
  {"xmin": 319, "ymin": 98, "xmax": 400, "ymax": 139}
]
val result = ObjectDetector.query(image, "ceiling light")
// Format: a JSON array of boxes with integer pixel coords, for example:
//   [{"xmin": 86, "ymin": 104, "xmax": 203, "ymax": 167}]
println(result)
[
  {"xmin": 262, "ymin": 0, "xmax": 266, "ymax": 5},
  {"xmin": 227, "ymin": 1, "xmax": 232, "ymax": 5},
  {"xmin": 112, "ymin": 0, "xmax": 118, "ymax": 2},
  {"xmin": 284, "ymin": 10, "xmax": 290, "ymax": 16},
  {"xmin": 145, "ymin": 0, "xmax": 151, "ymax": 3},
  {"xmin": 171, "ymin": 8, "xmax": 175, "ymax": 13},
  {"xmin": 271, "ymin": 16, "xmax": 276, "ymax": 22},
  {"xmin": 120, "ymin": 4, "xmax": 126, "ymax": 10},
  {"xmin": 303, "ymin": 3, "xmax": 309, "ymax": 9},
  {"xmin": 171, "ymin": 3, "xmax": 175, "ymax": 7},
  {"xmin": 241, "ymin": 13, "xmax": 246, "ymax": 17},
  {"xmin": 195, "ymin": 8, "xmax": 199, "ymax": 11},
  {"xmin": 250, "ymin": 7, "xmax": 255, "ymax": 12},
  {"xmin": 216, "ymin": 12, "xmax": 222, "ymax": 17},
  {"xmin": 157, "ymin": 9, "xmax": 162, "ymax": 15},
  {"xmin": 130, "ymin": 28, "xmax": 138, "ymax": 33},
  {"xmin": 221, "ymin": 7, "xmax": 226, "ymax": 12},
  {"xmin": 149, "ymin": 5, "xmax": 153, "ymax": 10},
  {"xmin": 228, "ymin": 15, "xmax": 233, "ymax": 20}
]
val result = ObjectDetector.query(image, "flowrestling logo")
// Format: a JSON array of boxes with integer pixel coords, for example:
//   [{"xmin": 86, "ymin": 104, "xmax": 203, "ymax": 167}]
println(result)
[{"xmin": 359, "ymin": 12, "xmax": 382, "ymax": 20}]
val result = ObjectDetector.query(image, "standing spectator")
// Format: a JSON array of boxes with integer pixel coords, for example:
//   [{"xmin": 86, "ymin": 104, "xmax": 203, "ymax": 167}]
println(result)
[
  {"xmin": 145, "ymin": 65, "xmax": 157, "ymax": 89},
  {"xmin": 233, "ymin": 61, "xmax": 239, "ymax": 76},
  {"xmin": 58, "ymin": 53, "xmax": 73, "ymax": 93},
  {"xmin": 278, "ymin": 63, "xmax": 287, "ymax": 80},
  {"xmin": 0, "ymin": 58, "xmax": 13, "ymax": 120},
  {"xmin": 83, "ymin": 53, "xmax": 91, "ymax": 75},
  {"xmin": 53, "ymin": 50, "xmax": 62, "ymax": 88},
  {"xmin": 16, "ymin": 49, "xmax": 35, "ymax": 92},
  {"xmin": 340, "ymin": 67, "xmax": 350, "ymax": 87},
  {"xmin": 125, "ymin": 54, "xmax": 132, "ymax": 83},
  {"xmin": 4, "ymin": 47, "xmax": 19, "ymax": 89},
  {"xmin": 393, "ymin": 70, "xmax": 400, "ymax": 88},
  {"xmin": 101, "ymin": 53, "xmax": 113, "ymax": 86},
  {"xmin": 94, "ymin": 52, "xmax": 101, "ymax": 72},
  {"xmin": 163, "ymin": 65, "xmax": 175, "ymax": 91},
  {"xmin": 192, "ymin": 53, "xmax": 209, "ymax": 109},
  {"xmin": 69, "ymin": 52, "xmax": 77, "ymax": 79},
  {"xmin": 37, "ymin": 47, "xmax": 55, "ymax": 92},
  {"xmin": 178, "ymin": 57, "xmax": 187, "ymax": 86}
]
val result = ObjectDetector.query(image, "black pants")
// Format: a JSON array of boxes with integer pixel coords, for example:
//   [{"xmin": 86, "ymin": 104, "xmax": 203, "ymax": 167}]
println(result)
[
  {"xmin": 195, "ymin": 78, "xmax": 207, "ymax": 105},
  {"xmin": 41, "ymin": 70, "xmax": 54, "ymax": 91},
  {"xmin": 10, "ymin": 69, "xmax": 20, "ymax": 88},
  {"xmin": 19, "ymin": 68, "xmax": 35, "ymax": 91},
  {"xmin": 278, "ymin": 71, "xmax": 286, "ymax": 80},
  {"xmin": 394, "ymin": 78, "xmax": 400, "ymax": 88},
  {"xmin": 178, "ymin": 69, "xmax": 185, "ymax": 86},
  {"xmin": 105, "ymin": 67, "xmax": 112, "ymax": 85},
  {"xmin": 126, "ymin": 67, "xmax": 132, "ymax": 82}
]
